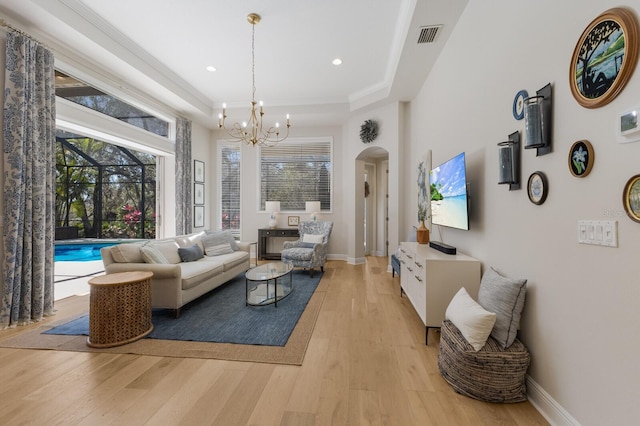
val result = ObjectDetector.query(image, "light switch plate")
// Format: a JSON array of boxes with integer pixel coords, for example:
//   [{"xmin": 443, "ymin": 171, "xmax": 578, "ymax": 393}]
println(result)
[{"xmin": 578, "ymin": 220, "xmax": 618, "ymax": 247}]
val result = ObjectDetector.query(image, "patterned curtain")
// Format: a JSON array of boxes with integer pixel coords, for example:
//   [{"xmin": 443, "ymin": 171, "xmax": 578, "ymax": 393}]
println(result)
[
  {"xmin": 175, "ymin": 117, "xmax": 192, "ymax": 235},
  {"xmin": 1, "ymin": 31, "xmax": 56, "ymax": 328}
]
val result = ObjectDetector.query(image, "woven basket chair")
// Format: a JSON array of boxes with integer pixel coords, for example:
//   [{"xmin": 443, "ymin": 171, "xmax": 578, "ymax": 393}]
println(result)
[{"xmin": 438, "ymin": 320, "xmax": 530, "ymax": 403}]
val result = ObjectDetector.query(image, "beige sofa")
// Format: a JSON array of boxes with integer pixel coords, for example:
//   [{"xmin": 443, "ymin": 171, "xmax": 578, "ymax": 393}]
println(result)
[{"xmin": 100, "ymin": 230, "xmax": 250, "ymax": 317}]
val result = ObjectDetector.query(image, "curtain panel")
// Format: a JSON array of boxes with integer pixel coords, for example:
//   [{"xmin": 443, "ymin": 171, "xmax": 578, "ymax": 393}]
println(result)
[
  {"xmin": 175, "ymin": 117, "xmax": 192, "ymax": 235},
  {"xmin": 1, "ymin": 31, "xmax": 56, "ymax": 328}
]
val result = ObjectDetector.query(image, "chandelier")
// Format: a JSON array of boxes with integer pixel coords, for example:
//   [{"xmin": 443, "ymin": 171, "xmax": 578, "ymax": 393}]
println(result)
[{"xmin": 218, "ymin": 13, "xmax": 290, "ymax": 146}]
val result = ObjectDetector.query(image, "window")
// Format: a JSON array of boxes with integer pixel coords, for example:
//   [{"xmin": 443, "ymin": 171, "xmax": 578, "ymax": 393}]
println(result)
[
  {"xmin": 219, "ymin": 143, "xmax": 241, "ymax": 237},
  {"xmin": 56, "ymin": 130, "xmax": 157, "ymax": 239},
  {"xmin": 55, "ymin": 70, "xmax": 170, "ymax": 137},
  {"xmin": 260, "ymin": 138, "xmax": 332, "ymax": 211}
]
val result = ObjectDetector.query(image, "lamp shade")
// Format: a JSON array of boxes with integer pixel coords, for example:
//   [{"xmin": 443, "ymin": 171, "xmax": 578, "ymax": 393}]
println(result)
[
  {"xmin": 305, "ymin": 201, "xmax": 321, "ymax": 213},
  {"xmin": 265, "ymin": 201, "xmax": 280, "ymax": 213}
]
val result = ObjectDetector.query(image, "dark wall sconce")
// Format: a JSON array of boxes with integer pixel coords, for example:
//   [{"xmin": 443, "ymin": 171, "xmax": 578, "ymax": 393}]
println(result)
[
  {"xmin": 524, "ymin": 83, "xmax": 552, "ymax": 156},
  {"xmin": 498, "ymin": 131, "xmax": 520, "ymax": 190}
]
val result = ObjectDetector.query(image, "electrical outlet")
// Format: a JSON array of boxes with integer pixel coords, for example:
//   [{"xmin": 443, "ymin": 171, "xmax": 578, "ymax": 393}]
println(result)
[{"xmin": 578, "ymin": 220, "xmax": 618, "ymax": 247}]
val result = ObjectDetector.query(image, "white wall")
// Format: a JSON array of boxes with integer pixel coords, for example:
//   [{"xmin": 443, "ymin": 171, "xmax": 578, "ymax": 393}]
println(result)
[
  {"xmin": 189, "ymin": 120, "xmax": 212, "ymax": 232},
  {"xmin": 405, "ymin": 1, "xmax": 640, "ymax": 424}
]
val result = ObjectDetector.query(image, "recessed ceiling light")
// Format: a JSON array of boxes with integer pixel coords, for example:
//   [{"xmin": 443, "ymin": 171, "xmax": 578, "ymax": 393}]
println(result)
[
  {"xmin": 206, "ymin": 65, "xmax": 217, "ymax": 72},
  {"xmin": 332, "ymin": 58, "xmax": 342, "ymax": 66}
]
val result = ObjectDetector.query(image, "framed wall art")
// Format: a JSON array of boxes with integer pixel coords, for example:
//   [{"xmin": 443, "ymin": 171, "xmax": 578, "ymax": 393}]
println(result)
[
  {"xmin": 194, "ymin": 205, "xmax": 204, "ymax": 228},
  {"xmin": 194, "ymin": 182, "xmax": 204, "ymax": 205},
  {"xmin": 569, "ymin": 8, "xmax": 639, "ymax": 108},
  {"xmin": 194, "ymin": 160, "xmax": 205, "ymax": 183},
  {"xmin": 568, "ymin": 140, "xmax": 594, "ymax": 177},
  {"xmin": 623, "ymin": 174, "xmax": 640, "ymax": 222},
  {"xmin": 287, "ymin": 216, "xmax": 299, "ymax": 226},
  {"xmin": 527, "ymin": 171, "xmax": 548, "ymax": 205}
]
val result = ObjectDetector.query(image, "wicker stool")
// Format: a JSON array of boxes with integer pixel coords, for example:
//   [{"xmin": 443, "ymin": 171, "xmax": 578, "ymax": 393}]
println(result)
[
  {"xmin": 438, "ymin": 320, "xmax": 530, "ymax": 403},
  {"xmin": 87, "ymin": 271, "xmax": 154, "ymax": 348}
]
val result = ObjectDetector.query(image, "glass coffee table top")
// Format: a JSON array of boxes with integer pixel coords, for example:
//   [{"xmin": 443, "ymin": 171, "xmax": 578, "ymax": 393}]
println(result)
[{"xmin": 245, "ymin": 262, "xmax": 294, "ymax": 307}]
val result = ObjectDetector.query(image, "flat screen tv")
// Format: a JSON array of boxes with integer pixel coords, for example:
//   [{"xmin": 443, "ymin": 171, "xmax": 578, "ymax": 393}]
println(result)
[{"xmin": 429, "ymin": 152, "xmax": 470, "ymax": 231}]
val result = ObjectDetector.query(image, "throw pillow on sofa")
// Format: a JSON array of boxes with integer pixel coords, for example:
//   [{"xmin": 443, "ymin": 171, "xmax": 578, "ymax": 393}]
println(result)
[
  {"xmin": 140, "ymin": 245, "xmax": 169, "ymax": 264},
  {"xmin": 178, "ymin": 244, "xmax": 204, "ymax": 262},
  {"xmin": 206, "ymin": 243, "xmax": 234, "ymax": 256},
  {"xmin": 204, "ymin": 229, "xmax": 238, "ymax": 251},
  {"xmin": 146, "ymin": 240, "xmax": 181, "ymax": 264},
  {"xmin": 477, "ymin": 267, "xmax": 527, "ymax": 349},
  {"xmin": 110, "ymin": 242, "xmax": 145, "ymax": 263},
  {"xmin": 202, "ymin": 232, "xmax": 237, "ymax": 255}
]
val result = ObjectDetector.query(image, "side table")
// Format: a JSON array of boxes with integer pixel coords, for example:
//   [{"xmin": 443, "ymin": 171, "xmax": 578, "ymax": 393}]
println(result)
[{"xmin": 87, "ymin": 271, "xmax": 154, "ymax": 348}]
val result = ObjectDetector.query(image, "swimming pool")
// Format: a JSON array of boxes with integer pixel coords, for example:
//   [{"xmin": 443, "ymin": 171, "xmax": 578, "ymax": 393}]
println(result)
[{"xmin": 54, "ymin": 241, "xmax": 122, "ymax": 262}]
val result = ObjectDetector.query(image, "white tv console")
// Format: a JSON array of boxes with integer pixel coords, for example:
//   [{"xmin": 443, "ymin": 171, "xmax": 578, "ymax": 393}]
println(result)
[{"xmin": 398, "ymin": 242, "xmax": 481, "ymax": 344}]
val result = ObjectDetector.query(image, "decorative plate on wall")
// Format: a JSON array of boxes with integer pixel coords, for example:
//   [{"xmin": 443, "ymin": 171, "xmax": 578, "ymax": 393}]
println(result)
[
  {"xmin": 360, "ymin": 119, "xmax": 378, "ymax": 143},
  {"xmin": 568, "ymin": 140, "xmax": 594, "ymax": 177},
  {"xmin": 527, "ymin": 171, "xmax": 548, "ymax": 205},
  {"xmin": 623, "ymin": 174, "xmax": 640, "ymax": 222},
  {"xmin": 512, "ymin": 90, "xmax": 528, "ymax": 120},
  {"xmin": 569, "ymin": 8, "xmax": 639, "ymax": 108}
]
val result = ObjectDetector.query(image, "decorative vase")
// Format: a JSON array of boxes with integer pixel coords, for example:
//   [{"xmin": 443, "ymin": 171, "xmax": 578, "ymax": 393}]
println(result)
[{"xmin": 416, "ymin": 220, "xmax": 430, "ymax": 244}]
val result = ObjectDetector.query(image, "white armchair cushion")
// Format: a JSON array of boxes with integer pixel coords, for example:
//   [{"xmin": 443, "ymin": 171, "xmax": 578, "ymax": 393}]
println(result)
[{"xmin": 302, "ymin": 234, "xmax": 324, "ymax": 244}]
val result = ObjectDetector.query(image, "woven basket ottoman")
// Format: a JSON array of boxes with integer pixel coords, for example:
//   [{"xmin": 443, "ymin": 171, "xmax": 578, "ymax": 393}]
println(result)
[{"xmin": 438, "ymin": 320, "xmax": 530, "ymax": 403}]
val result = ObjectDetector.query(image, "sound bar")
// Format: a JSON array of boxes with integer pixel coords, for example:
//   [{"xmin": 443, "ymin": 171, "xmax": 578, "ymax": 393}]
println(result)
[{"xmin": 429, "ymin": 241, "xmax": 457, "ymax": 255}]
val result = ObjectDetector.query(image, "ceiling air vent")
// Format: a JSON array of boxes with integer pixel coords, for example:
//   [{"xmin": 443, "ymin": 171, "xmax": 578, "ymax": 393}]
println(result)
[{"xmin": 417, "ymin": 25, "xmax": 442, "ymax": 44}]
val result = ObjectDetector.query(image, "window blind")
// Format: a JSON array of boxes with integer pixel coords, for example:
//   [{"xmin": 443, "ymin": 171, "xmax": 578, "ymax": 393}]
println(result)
[
  {"xmin": 260, "ymin": 138, "xmax": 332, "ymax": 211},
  {"xmin": 219, "ymin": 144, "xmax": 241, "ymax": 237}
]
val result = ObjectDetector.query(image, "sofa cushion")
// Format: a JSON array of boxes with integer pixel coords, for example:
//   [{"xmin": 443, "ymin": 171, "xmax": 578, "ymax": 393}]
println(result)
[
  {"xmin": 178, "ymin": 244, "xmax": 204, "ymax": 262},
  {"xmin": 110, "ymin": 243, "xmax": 145, "ymax": 263},
  {"xmin": 478, "ymin": 267, "xmax": 527, "ymax": 349},
  {"xmin": 140, "ymin": 245, "xmax": 169, "ymax": 264},
  {"xmin": 445, "ymin": 287, "xmax": 496, "ymax": 351},
  {"xmin": 203, "ymin": 250, "xmax": 249, "ymax": 271},
  {"xmin": 179, "ymin": 260, "xmax": 224, "ymax": 290},
  {"xmin": 146, "ymin": 240, "xmax": 182, "ymax": 264}
]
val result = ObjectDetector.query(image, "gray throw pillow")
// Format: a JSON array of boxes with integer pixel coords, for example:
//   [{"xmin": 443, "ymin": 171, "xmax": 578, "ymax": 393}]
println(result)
[
  {"xmin": 178, "ymin": 244, "xmax": 204, "ymax": 262},
  {"xmin": 477, "ymin": 267, "xmax": 527, "ymax": 349}
]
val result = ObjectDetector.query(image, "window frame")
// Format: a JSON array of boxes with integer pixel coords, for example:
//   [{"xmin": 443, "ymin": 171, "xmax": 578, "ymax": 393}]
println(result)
[
  {"xmin": 258, "ymin": 137, "xmax": 333, "ymax": 213},
  {"xmin": 217, "ymin": 141, "xmax": 242, "ymax": 238}
]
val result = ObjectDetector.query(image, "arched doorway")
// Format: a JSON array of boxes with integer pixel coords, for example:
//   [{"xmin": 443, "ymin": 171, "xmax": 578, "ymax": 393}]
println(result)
[{"xmin": 356, "ymin": 147, "xmax": 389, "ymax": 259}]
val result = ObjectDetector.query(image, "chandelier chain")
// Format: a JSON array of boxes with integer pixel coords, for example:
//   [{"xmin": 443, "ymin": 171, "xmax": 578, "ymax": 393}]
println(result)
[{"xmin": 217, "ymin": 13, "xmax": 291, "ymax": 146}]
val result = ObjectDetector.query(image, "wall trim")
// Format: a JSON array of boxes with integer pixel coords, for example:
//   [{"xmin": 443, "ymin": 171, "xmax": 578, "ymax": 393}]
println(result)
[{"xmin": 527, "ymin": 376, "xmax": 580, "ymax": 426}]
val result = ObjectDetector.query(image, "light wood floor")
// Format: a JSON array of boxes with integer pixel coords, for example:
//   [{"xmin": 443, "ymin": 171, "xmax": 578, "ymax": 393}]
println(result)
[{"xmin": 0, "ymin": 258, "xmax": 548, "ymax": 425}]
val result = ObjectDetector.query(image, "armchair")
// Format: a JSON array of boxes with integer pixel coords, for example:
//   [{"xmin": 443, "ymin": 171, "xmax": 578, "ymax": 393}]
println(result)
[{"xmin": 281, "ymin": 221, "xmax": 333, "ymax": 277}]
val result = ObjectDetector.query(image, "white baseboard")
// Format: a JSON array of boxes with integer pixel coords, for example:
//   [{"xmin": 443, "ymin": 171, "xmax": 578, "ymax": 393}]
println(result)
[
  {"xmin": 527, "ymin": 376, "xmax": 581, "ymax": 426},
  {"xmin": 347, "ymin": 256, "xmax": 366, "ymax": 265}
]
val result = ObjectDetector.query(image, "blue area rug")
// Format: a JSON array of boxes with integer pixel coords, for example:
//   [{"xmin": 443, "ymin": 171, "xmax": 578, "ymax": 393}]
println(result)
[{"xmin": 45, "ymin": 269, "xmax": 322, "ymax": 346}]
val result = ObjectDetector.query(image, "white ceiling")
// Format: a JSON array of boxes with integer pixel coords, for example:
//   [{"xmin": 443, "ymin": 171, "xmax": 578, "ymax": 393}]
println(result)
[{"xmin": 0, "ymin": 0, "xmax": 467, "ymax": 128}]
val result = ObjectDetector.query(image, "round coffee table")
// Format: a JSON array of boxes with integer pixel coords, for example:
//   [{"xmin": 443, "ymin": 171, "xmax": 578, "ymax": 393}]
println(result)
[
  {"xmin": 87, "ymin": 271, "xmax": 154, "ymax": 347},
  {"xmin": 245, "ymin": 262, "xmax": 293, "ymax": 307}
]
